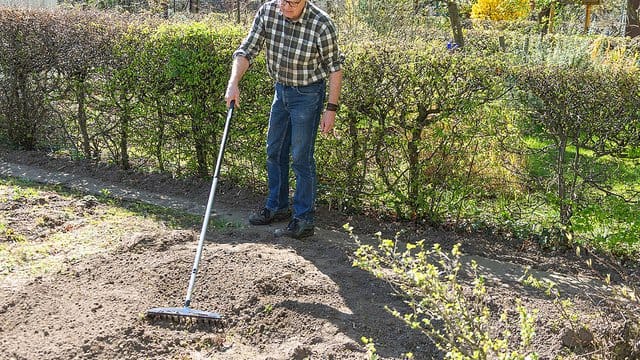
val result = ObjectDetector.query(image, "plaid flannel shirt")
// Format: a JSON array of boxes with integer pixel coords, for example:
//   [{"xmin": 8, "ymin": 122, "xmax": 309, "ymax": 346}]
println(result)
[{"xmin": 233, "ymin": 0, "xmax": 343, "ymax": 86}]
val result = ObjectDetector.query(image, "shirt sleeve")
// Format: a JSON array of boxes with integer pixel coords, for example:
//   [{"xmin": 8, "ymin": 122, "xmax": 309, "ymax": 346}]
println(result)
[
  {"xmin": 317, "ymin": 20, "xmax": 343, "ymax": 74},
  {"xmin": 233, "ymin": 5, "xmax": 266, "ymax": 65}
]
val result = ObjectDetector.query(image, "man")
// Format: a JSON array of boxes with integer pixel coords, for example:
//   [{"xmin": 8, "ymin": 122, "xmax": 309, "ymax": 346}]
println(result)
[{"xmin": 225, "ymin": 0, "xmax": 343, "ymax": 239}]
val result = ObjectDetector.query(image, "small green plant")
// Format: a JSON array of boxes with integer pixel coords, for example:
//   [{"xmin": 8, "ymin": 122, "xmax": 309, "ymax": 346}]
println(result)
[
  {"xmin": 522, "ymin": 269, "xmax": 597, "ymax": 352},
  {"xmin": 349, "ymin": 224, "xmax": 539, "ymax": 359},
  {"xmin": 4, "ymin": 227, "xmax": 27, "ymax": 243},
  {"xmin": 12, "ymin": 186, "xmax": 39, "ymax": 200},
  {"xmin": 361, "ymin": 337, "xmax": 379, "ymax": 360},
  {"xmin": 262, "ymin": 304, "xmax": 273, "ymax": 315},
  {"xmin": 522, "ymin": 271, "xmax": 556, "ymax": 296},
  {"xmin": 522, "ymin": 267, "xmax": 640, "ymax": 358}
]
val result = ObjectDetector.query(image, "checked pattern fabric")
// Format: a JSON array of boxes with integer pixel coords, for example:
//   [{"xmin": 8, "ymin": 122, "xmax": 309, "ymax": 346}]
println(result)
[{"xmin": 233, "ymin": 0, "xmax": 343, "ymax": 86}]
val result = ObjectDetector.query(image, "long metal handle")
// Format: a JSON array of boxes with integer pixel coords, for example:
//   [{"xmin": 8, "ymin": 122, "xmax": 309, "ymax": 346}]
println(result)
[{"xmin": 184, "ymin": 101, "xmax": 234, "ymax": 308}]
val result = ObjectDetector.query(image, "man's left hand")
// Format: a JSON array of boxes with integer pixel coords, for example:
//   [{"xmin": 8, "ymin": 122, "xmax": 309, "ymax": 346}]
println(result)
[{"xmin": 320, "ymin": 110, "xmax": 336, "ymax": 135}]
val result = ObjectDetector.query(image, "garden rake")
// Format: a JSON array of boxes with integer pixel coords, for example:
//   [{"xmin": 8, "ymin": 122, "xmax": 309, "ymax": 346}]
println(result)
[{"xmin": 146, "ymin": 101, "xmax": 236, "ymax": 328}]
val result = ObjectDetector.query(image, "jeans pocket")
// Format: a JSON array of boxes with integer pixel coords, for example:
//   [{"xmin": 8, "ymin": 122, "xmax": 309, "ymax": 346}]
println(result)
[{"xmin": 294, "ymin": 81, "xmax": 325, "ymax": 96}]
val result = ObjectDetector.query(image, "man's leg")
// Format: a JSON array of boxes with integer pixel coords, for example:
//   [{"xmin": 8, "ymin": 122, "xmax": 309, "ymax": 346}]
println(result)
[
  {"xmin": 274, "ymin": 81, "xmax": 325, "ymax": 238},
  {"xmin": 265, "ymin": 83, "xmax": 292, "ymax": 213},
  {"xmin": 249, "ymin": 84, "xmax": 291, "ymax": 225}
]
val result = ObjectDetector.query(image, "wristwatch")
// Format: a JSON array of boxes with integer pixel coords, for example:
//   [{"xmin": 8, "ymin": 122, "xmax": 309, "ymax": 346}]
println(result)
[{"xmin": 326, "ymin": 103, "xmax": 339, "ymax": 112}]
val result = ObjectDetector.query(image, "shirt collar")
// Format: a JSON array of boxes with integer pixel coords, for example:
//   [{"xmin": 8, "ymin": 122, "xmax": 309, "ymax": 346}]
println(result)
[{"xmin": 277, "ymin": 0, "xmax": 309, "ymax": 24}]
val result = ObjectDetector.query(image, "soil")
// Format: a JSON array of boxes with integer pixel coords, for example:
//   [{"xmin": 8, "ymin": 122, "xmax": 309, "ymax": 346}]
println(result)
[{"xmin": 1, "ymin": 149, "xmax": 639, "ymax": 360}]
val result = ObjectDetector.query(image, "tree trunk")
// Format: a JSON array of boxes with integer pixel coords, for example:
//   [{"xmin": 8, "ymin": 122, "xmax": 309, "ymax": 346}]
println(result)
[
  {"xmin": 236, "ymin": 0, "xmax": 240, "ymax": 24},
  {"xmin": 76, "ymin": 80, "xmax": 91, "ymax": 159},
  {"xmin": 189, "ymin": 0, "xmax": 199, "ymax": 13},
  {"xmin": 557, "ymin": 136, "xmax": 570, "ymax": 226},
  {"xmin": 626, "ymin": 0, "xmax": 640, "ymax": 37},
  {"xmin": 119, "ymin": 94, "xmax": 131, "ymax": 170},
  {"xmin": 538, "ymin": 6, "xmax": 552, "ymax": 35},
  {"xmin": 191, "ymin": 117, "xmax": 208, "ymax": 178},
  {"xmin": 159, "ymin": 0, "xmax": 169, "ymax": 18},
  {"xmin": 408, "ymin": 127, "xmax": 421, "ymax": 218},
  {"xmin": 155, "ymin": 102, "xmax": 166, "ymax": 172},
  {"xmin": 119, "ymin": 115, "xmax": 130, "ymax": 170},
  {"xmin": 344, "ymin": 113, "xmax": 361, "ymax": 205},
  {"xmin": 447, "ymin": 1, "xmax": 464, "ymax": 47}
]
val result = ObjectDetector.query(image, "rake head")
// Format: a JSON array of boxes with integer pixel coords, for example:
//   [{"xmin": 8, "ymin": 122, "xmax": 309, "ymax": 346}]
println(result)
[{"xmin": 146, "ymin": 307, "xmax": 224, "ymax": 328}]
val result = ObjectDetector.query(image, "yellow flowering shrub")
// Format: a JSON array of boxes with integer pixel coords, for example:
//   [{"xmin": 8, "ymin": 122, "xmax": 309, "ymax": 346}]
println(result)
[{"xmin": 471, "ymin": 0, "xmax": 530, "ymax": 21}]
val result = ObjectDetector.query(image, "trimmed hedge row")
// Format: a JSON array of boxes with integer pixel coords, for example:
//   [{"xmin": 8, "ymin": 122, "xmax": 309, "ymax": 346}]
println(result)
[
  {"xmin": 0, "ymin": 8, "xmax": 127, "ymax": 148},
  {"xmin": 1, "ymin": 8, "xmax": 639, "ymax": 250}
]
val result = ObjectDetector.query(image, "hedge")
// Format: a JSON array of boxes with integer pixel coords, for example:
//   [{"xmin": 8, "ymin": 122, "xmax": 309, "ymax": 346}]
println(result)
[{"xmin": 1, "ymin": 8, "xmax": 639, "ymax": 252}]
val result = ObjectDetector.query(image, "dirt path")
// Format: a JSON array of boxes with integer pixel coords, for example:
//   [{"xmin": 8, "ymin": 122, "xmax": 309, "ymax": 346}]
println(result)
[
  {"xmin": 0, "ymin": 152, "xmax": 635, "ymax": 359},
  {"xmin": 0, "ymin": 158, "xmax": 612, "ymax": 299}
]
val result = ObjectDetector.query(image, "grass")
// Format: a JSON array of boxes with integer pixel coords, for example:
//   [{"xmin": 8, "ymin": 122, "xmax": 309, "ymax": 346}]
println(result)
[
  {"xmin": 518, "ymin": 134, "xmax": 640, "ymax": 256},
  {"xmin": 0, "ymin": 176, "xmax": 234, "ymax": 279}
]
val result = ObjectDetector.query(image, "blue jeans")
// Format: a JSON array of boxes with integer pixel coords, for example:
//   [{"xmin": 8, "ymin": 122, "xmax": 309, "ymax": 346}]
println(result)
[{"xmin": 265, "ymin": 80, "xmax": 325, "ymax": 223}]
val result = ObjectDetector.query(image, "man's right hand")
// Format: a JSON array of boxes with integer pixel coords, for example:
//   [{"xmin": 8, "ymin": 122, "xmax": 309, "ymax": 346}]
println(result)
[
  {"xmin": 225, "ymin": 56, "xmax": 250, "ymax": 109},
  {"xmin": 225, "ymin": 84, "xmax": 240, "ymax": 109}
]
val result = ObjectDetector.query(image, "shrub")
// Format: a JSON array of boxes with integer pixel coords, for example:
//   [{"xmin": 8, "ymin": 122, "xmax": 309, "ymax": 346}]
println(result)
[
  {"xmin": 0, "ymin": 9, "xmax": 58, "ymax": 150},
  {"xmin": 471, "ymin": 0, "xmax": 531, "ymax": 21},
  {"xmin": 1, "ymin": 7, "xmax": 638, "ymax": 258},
  {"xmin": 110, "ymin": 21, "xmax": 232, "ymax": 175},
  {"xmin": 0, "ymin": 8, "xmax": 129, "ymax": 153},
  {"xmin": 350, "ymin": 224, "xmax": 539, "ymax": 359},
  {"xmin": 511, "ymin": 63, "xmax": 640, "ymax": 246},
  {"xmin": 332, "ymin": 39, "xmax": 507, "ymax": 220}
]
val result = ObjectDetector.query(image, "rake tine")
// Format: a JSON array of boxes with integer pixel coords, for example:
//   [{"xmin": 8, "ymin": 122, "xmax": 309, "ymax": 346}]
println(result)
[{"xmin": 146, "ymin": 307, "xmax": 224, "ymax": 331}]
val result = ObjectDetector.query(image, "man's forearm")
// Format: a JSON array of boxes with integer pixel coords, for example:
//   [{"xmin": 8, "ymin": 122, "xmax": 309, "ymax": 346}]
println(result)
[
  {"xmin": 226, "ymin": 56, "xmax": 251, "ymax": 107},
  {"xmin": 326, "ymin": 69, "xmax": 342, "ymax": 106},
  {"xmin": 229, "ymin": 56, "xmax": 250, "ymax": 87}
]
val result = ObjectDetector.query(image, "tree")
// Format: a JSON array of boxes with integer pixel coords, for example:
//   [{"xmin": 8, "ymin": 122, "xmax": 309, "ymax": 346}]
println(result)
[
  {"xmin": 626, "ymin": 0, "xmax": 640, "ymax": 37},
  {"xmin": 188, "ymin": 0, "xmax": 199, "ymax": 13},
  {"xmin": 448, "ymin": 1, "xmax": 465, "ymax": 47}
]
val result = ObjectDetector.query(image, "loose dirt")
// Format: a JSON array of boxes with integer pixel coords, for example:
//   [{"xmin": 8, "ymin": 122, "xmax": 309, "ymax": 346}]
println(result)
[{"xmin": 1, "ymin": 149, "xmax": 638, "ymax": 359}]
